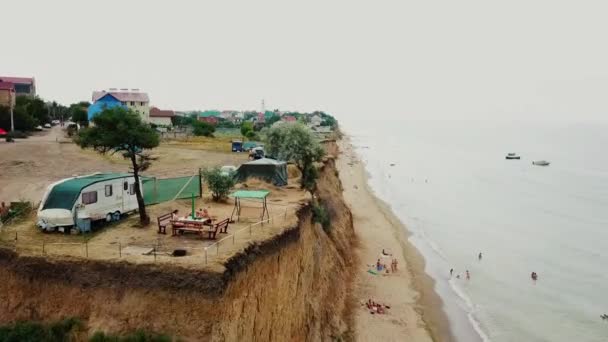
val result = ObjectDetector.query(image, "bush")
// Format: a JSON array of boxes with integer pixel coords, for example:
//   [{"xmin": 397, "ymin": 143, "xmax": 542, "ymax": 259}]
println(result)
[
  {"xmin": 0, "ymin": 318, "xmax": 82, "ymax": 342},
  {"xmin": 6, "ymin": 130, "xmax": 28, "ymax": 140},
  {"xmin": 89, "ymin": 330, "xmax": 172, "ymax": 342},
  {"xmin": 201, "ymin": 167, "xmax": 236, "ymax": 201},
  {"xmin": 0, "ymin": 200, "xmax": 33, "ymax": 224},
  {"xmin": 192, "ymin": 121, "xmax": 215, "ymax": 137},
  {"xmin": 312, "ymin": 201, "xmax": 331, "ymax": 233}
]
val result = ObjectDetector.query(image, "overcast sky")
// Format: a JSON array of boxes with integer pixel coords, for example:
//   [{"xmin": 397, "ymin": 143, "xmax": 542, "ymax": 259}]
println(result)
[{"xmin": 2, "ymin": 0, "xmax": 607, "ymax": 122}]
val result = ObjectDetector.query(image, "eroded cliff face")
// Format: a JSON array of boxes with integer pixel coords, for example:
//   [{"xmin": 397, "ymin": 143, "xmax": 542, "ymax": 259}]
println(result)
[{"xmin": 0, "ymin": 153, "xmax": 356, "ymax": 341}]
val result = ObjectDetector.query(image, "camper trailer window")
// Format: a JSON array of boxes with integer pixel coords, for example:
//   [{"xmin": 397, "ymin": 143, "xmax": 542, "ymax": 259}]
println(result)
[
  {"xmin": 105, "ymin": 185, "xmax": 113, "ymax": 197},
  {"xmin": 82, "ymin": 191, "xmax": 98, "ymax": 204},
  {"xmin": 129, "ymin": 184, "xmax": 135, "ymax": 195}
]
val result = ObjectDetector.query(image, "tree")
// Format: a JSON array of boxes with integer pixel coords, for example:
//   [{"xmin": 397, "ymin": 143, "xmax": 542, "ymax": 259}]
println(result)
[
  {"xmin": 75, "ymin": 107, "xmax": 159, "ymax": 225},
  {"xmin": 201, "ymin": 167, "xmax": 236, "ymax": 201},
  {"xmin": 240, "ymin": 121, "xmax": 254, "ymax": 139},
  {"xmin": 264, "ymin": 114, "xmax": 281, "ymax": 127},
  {"xmin": 192, "ymin": 121, "xmax": 215, "ymax": 136},
  {"xmin": 69, "ymin": 103, "xmax": 89, "ymax": 126},
  {"xmin": 264, "ymin": 123, "xmax": 325, "ymax": 193}
]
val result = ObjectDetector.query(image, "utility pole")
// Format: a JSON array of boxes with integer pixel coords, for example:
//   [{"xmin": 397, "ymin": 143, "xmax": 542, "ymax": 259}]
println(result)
[{"xmin": 9, "ymin": 88, "xmax": 14, "ymax": 131}]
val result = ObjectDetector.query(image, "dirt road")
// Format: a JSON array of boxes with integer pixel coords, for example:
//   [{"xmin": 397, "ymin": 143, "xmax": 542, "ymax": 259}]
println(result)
[{"xmin": 0, "ymin": 127, "xmax": 248, "ymax": 204}]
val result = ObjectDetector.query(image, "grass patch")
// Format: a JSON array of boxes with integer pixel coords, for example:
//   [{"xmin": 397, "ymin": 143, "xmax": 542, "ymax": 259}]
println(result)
[
  {"xmin": 89, "ymin": 330, "xmax": 174, "ymax": 342},
  {"xmin": 0, "ymin": 318, "xmax": 82, "ymax": 342},
  {"xmin": 312, "ymin": 201, "xmax": 331, "ymax": 233}
]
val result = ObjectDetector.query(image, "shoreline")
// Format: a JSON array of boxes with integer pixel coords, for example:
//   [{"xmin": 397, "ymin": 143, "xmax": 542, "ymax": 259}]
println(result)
[{"xmin": 337, "ymin": 139, "xmax": 454, "ymax": 342}]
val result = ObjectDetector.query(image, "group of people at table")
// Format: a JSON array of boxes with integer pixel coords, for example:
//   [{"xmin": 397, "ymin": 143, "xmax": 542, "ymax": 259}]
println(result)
[{"xmin": 171, "ymin": 208, "xmax": 214, "ymax": 225}]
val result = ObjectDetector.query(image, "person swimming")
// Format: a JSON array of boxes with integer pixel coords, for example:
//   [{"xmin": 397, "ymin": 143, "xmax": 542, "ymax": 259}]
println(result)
[{"xmin": 531, "ymin": 272, "xmax": 538, "ymax": 281}]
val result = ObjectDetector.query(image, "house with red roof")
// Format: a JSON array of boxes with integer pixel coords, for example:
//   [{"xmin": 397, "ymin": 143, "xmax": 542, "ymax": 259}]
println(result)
[
  {"xmin": 0, "ymin": 77, "xmax": 36, "ymax": 97},
  {"xmin": 282, "ymin": 115, "xmax": 297, "ymax": 123},
  {"xmin": 0, "ymin": 82, "xmax": 16, "ymax": 108},
  {"xmin": 149, "ymin": 107, "xmax": 175, "ymax": 126}
]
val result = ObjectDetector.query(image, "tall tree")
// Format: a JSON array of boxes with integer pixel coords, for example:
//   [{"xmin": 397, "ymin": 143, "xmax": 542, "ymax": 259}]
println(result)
[
  {"xmin": 264, "ymin": 122, "xmax": 324, "ymax": 193},
  {"xmin": 76, "ymin": 107, "xmax": 159, "ymax": 225}
]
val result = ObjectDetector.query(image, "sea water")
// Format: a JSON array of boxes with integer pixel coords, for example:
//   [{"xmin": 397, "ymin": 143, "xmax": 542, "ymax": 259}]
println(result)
[{"xmin": 342, "ymin": 119, "xmax": 608, "ymax": 342}]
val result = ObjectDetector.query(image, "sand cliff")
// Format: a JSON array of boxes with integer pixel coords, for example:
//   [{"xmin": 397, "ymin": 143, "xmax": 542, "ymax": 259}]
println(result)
[{"xmin": 0, "ymin": 152, "xmax": 357, "ymax": 341}]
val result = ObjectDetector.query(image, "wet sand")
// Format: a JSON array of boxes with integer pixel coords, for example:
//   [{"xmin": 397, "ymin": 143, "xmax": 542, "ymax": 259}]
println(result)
[{"xmin": 337, "ymin": 139, "xmax": 453, "ymax": 342}]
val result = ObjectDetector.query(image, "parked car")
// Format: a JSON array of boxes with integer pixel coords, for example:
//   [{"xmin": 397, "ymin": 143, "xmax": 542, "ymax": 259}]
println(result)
[
  {"xmin": 44, "ymin": 123, "xmax": 52, "ymax": 128},
  {"xmin": 34, "ymin": 125, "xmax": 43, "ymax": 131},
  {"xmin": 51, "ymin": 120, "xmax": 61, "ymax": 125}
]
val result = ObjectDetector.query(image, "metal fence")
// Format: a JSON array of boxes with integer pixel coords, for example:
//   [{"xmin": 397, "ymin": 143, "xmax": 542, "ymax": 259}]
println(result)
[{"xmin": 0, "ymin": 208, "xmax": 292, "ymax": 266}]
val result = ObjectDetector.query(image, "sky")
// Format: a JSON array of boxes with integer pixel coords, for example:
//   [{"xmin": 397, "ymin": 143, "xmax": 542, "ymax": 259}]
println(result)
[{"xmin": 2, "ymin": 0, "xmax": 608, "ymax": 122}]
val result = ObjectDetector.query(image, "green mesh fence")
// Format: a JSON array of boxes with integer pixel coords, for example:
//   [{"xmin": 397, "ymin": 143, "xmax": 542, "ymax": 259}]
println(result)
[{"xmin": 143, "ymin": 175, "xmax": 201, "ymax": 205}]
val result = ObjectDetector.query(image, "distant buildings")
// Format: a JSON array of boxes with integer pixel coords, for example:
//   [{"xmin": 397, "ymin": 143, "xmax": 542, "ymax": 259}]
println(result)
[
  {"xmin": 0, "ymin": 76, "xmax": 36, "ymax": 97},
  {"xmin": 149, "ymin": 107, "xmax": 175, "ymax": 126},
  {"xmin": 92, "ymin": 89, "xmax": 150, "ymax": 122},
  {"xmin": 310, "ymin": 115, "xmax": 322, "ymax": 127},
  {"xmin": 282, "ymin": 115, "xmax": 297, "ymax": 123},
  {"xmin": 0, "ymin": 82, "xmax": 16, "ymax": 108},
  {"xmin": 197, "ymin": 111, "xmax": 221, "ymax": 125}
]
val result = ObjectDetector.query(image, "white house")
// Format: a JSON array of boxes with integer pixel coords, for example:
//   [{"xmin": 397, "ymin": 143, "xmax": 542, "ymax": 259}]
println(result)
[
  {"xmin": 310, "ymin": 115, "xmax": 323, "ymax": 127},
  {"xmin": 149, "ymin": 107, "xmax": 175, "ymax": 126}
]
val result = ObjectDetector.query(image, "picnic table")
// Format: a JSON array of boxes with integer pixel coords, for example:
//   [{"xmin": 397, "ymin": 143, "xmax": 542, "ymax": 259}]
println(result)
[{"xmin": 171, "ymin": 216, "xmax": 212, "ymax": 236}]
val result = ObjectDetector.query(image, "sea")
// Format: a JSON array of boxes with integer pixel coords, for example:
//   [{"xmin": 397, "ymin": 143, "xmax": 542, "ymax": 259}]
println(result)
[{"xmin": 341, "ymin": 119, "xmax": 608, "ymax": 342}]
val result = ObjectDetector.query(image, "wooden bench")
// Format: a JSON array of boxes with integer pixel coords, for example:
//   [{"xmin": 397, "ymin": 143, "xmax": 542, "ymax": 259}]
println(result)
[
  {"xmin": 214, "ymin": 218, "xmax": 230, "ymax": 234},
  {"xmin": 157, "ymin": 213, "xmax": 172, "ymax": 234}
]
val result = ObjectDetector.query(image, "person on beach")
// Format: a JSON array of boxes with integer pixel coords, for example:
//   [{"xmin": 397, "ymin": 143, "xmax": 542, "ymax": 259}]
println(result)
[
  {"xmin": 392, "ymin": 258, "xmax": 398, "ymax": 272},
  {"xmin": 376, "ymin": 259, "xmax": 382, "ymax": 272},
  {"xmin": 171, "ymin": 209, "xmax": 179, "ymax": 220},
  {"xmin": 478, "ymin": 252, "xmax": 482, "ymax": 260},
  {"xmin": 450, "ymin": 268, "xmax": 454, "ymax": 277},
  {"xmin": 531, "ymin": 272, "xmax": 538, "ymax": 281},
  {"xmin": 466, "ymin": 270, "xmax": 470, "ymax": 280}
]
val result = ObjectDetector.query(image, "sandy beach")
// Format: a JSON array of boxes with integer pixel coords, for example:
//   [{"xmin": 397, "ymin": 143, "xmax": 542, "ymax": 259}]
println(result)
[{"xmin": 337, "ymin": 140, "xmax": 453, "ymax": 342}]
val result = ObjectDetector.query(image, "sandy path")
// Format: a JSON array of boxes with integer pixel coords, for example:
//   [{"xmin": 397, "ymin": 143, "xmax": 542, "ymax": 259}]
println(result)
[
  {"xmin": 337, "ymin": 140, "xmax": 451, "ymax": 342},
  {"xmin": 0, "ymin": 127, "xmax": 249, "ymax": 205}
]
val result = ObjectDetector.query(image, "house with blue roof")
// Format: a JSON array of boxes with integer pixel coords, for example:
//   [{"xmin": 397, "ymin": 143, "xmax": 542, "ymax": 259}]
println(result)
[{"xmin": 87, "ymin": 93, "xmax": 125, "ymax": 121}]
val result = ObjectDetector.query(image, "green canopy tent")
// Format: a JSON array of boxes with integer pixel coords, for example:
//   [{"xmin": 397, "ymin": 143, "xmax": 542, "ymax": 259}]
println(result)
[
  {"xmin": 229, "ymin": 190, "xmax": 270, "ymax": 222},
  {"xmin": 235, "ymin": 158, "xmax": 288, "ymax": 186}
]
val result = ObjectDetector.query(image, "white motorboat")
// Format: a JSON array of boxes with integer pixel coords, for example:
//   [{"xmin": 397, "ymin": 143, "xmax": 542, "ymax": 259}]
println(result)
[
  {"xmin": 532, "ymin": 160, "xmax": 550, "ymax": 166},
  {"xmin": 506, "ymin": 153, "xmax": 521, "ymax": 160}
]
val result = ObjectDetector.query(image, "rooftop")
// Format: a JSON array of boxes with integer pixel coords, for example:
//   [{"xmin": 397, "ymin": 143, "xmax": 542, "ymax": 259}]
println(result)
[
  {"xmin": 0, "ymin": 82, "xmax": 15, "ymax": 91},
  {"xmin": 150, "ymin": 107, "xmax": 175, "ymax": 118},
  {"xmin": 0, "ymin": 76, "xmax": 35, "ymax": 85},
  {"xmin": 93, "ymin": 90, "xmax": 150, "ymax": 103}
]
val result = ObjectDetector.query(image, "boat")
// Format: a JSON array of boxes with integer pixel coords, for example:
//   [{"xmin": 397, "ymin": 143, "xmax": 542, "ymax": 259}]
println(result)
[
  {"xmin": 532, "ymin": 160, "xmax": 550, "ymax": 166},
  {"xmin": 505, "ymin": 153, "xmax": 521, "ymax": 160}
]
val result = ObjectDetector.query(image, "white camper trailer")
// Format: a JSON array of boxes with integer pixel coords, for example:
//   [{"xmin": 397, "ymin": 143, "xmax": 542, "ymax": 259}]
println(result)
[{"xmin": 37, "ymin": 173, "xmax": 142, "ymax": 233}]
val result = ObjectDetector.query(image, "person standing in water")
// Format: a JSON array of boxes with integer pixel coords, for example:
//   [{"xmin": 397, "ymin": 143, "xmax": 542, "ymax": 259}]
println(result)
[
  {"xmin": 478, "ymin": 252, "xmax": 482, "ymax": 260},
  {"xmin": 450, "ymin": 268, "xmax": 454, "ymax": 277},
  {"xmin": 466, "ymin": 270, "xmax": 470, "ymax": 280}
]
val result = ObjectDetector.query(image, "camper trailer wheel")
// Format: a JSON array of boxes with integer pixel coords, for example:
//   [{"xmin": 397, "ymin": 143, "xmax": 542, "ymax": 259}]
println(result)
[
  {"xmin": 106, "ymin": 213, "xmax": 113, "ymax": 222},
  {"xmin": 112, "ymin": 211, "xmax": 121, "ymax": 221}
]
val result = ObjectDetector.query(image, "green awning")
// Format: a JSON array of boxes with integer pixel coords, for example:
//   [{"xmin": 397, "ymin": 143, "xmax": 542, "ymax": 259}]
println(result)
[{"xmin": 229, "ymin": 190, "xmax": 270, "ymax": 199}]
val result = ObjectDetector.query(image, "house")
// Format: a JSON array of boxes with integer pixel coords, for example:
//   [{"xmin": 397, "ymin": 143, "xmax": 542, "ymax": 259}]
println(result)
[
  {"xmin": 198, "ymin": 111, "xmax": 221, "ymax": 125},
  {"xmin": 0, "ymin": 76, "xmax": 36, "ymax": 96},
  {"xmin": 282, "ymin": 115, "xmax": 297, "ymax": 123},
  {"xmin": 149, "ymin": 107, "xmax": 175, "ymax": 126},
  {"xmin": 87, "ymin": 93, "xmax": 125, "ymax": 121},
  {"xmin": 310, "ymin": 115, "xmax": 323, "ymax": 127},
  {"xmin": 0, "ymin": 82, "xmax": 16, "ymax": 108},
  {"xmin": 199, "ymin": 116, "xmax": 219, "ymax": 125},
  {"xmin": 92, "ymin": 89, "xmax": 150, "ymax": 122}
]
